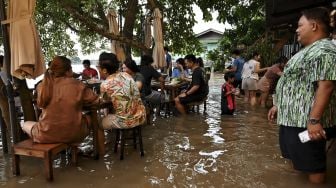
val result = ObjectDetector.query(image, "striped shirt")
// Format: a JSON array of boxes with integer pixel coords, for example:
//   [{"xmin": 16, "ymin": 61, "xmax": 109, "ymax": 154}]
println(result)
[{"xmin": 276, "ymin": 38, "xmax": 336, "ymax": 128}]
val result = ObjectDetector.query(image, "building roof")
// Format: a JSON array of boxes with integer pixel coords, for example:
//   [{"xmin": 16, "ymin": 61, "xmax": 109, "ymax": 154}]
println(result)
[{"xmin": 195, "ymin": 28, "xmax": 223, "ymax": 38}]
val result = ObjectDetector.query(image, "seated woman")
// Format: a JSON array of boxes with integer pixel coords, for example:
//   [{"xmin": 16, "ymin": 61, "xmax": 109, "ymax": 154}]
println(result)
[
  {"xmin": 257, "ymin": 56, "xmax": 288, "ymax": 107},
  {"xmin": 21, "ymin": 56, "xmax": 99, "ymax": 144},
  {"xmin": 98, "ymin": 52, "xmax": 146, "ymax": 130},
  {"xmin": 122, "ymin": 58, "xmax": 145, "ymax": 94},
  {"xmin": 172, "ymin": 58, "xmax": 189, "ymax": 80},
  {"xmin": 139, "ymin": 55, "xmax": 165, "ymax": 105}
]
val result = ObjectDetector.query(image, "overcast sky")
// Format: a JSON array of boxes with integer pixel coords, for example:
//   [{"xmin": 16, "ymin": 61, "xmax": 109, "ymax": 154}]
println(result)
[{"xmin": 192, "ymin": 6, "xmax": 227, "ymax": 34}]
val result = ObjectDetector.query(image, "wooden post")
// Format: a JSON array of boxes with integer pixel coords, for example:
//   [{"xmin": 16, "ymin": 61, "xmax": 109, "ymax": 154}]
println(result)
[{"xmin": 0, "ymin": 0, "xmax": 19, "ymax": 144}]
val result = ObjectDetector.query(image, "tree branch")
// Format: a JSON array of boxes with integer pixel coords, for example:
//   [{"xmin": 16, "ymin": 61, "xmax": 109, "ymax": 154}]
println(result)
[
  {"xmin": 60, "ymin": 4, "xmax": 150, "ymax": 52},
  {"xmin": 94, "ymin": 0, "xmax": 109, "ymax": 28}
]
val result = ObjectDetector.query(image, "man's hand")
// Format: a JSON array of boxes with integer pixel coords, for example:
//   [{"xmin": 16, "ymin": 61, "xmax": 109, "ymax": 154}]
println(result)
[
  {"xmin": 268, "ymin": 106, "xmax": 278, "ymax": 122},
  {"xmin": 307, "ymin": 123, "xmax": 326, "ymax": 141}
]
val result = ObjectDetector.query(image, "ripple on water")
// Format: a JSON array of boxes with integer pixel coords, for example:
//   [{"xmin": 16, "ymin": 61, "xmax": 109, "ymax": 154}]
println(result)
[
  {"xmin": 203, "ymin": 124, "xmax": 225, "ymax": 143},
  {"xmin": 176, "ymin": 136, "xmax": 194, "ymax": 151},
  {"xmin": 193, "ymin": 158, "xmax": 216, "ymax": 174},
  {"xmin": 148, "ymin": 176, "xmax": 162, "ymax": 185},
  {"xmin": 199, "ymin": 150, "xmax": 226, "ymax": 158}
]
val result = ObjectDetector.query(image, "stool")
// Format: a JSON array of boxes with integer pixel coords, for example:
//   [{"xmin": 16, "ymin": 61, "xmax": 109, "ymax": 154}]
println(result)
[
  {"xmin": 187, "ymin": 96, "xmax": 207, "ymax": 113},
  {"xmin": 114, "ymin": 125, "xmax": 144, "ymax": 160},
  {"xmin": 12, "ymin": 139, "xmax": 77, "ymax": 181}
]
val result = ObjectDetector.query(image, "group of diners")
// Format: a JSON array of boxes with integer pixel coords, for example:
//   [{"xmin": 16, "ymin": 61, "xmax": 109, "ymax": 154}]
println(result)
[{"xmin": 19, "ymin": 52, "xmax": 209, "ymax": 152}]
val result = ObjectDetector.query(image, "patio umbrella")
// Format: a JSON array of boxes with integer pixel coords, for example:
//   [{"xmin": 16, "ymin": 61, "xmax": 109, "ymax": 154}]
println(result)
[
  {"xmin": 144, "ymin": 16, "xmax": 152, "ymax": 48},
  {"xmin": 3, "ymin": 0, "xmax": 45, "ymax": 79},
  {"xmin": 107, "ymin": 9, "xmax": 125, "ymax": 63},
  {"xmin": 152, "ymin": 8, "xmax": 165, "ymax": 69}
]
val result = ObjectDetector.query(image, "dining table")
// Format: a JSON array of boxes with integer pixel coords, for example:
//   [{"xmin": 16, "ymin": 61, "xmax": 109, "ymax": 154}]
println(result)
[{"xmin": 151, "ymin": 80, "xmax": 189, "ymax": 101}]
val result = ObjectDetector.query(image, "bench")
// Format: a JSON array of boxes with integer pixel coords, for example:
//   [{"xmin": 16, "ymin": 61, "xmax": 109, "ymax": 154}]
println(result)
[{"xmin": 12, "ymin": 139, "xmax": 77, "ymax": 181}]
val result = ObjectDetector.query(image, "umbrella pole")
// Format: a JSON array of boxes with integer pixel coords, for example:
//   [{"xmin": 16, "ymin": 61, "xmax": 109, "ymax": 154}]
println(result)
[{"xmin": 0, "ymin": 0, "xmax": 19, "ymax": 144}]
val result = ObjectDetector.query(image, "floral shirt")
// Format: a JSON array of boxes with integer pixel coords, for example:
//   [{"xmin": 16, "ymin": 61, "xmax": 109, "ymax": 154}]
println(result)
[
  {"xmin": 100, "ymin": 72, "xmax": 146, "ymax": 128},
  {"xmin": 276, "ymin": 39, "xmax": 336, "ymax": 128}
]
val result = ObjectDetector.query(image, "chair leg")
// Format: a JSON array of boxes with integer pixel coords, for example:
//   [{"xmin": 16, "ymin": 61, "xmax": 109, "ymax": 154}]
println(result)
[
  {"xmin": 138, "ymin": 126, "xmax": 144, "ymax": 157},
  {"xmin": 133, "ymin": 129, "xmax": 137, "ymax": 149},
  {"xmin": 114, "ymin": 129, "xmax": 120, "ymax": 153},
  {"xmin": 71, "ymin": 146, "xmax": 78, "ymax": 165},
  {"xmin": 196, "ymin": 105, "xmax": 200, "ymax": 113},
  {"xmin": 119, "ymin": 130, "xmax": 125, "ymax": 160},
  {"xmin": 12, "ymin": 154, "xmax": 20, "ymax": 176},
  {"xmin": 44, "ymin": 152, "xmax": 53, "ymax": 181},
  {"xmin": 204, "ymin": 101, "xmax": 207, "ymax": 111}
]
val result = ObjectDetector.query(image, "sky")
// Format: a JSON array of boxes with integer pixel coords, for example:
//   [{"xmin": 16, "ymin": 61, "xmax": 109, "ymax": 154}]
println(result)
[
  {"xmin": 192, "ymin": 6, "xmax": 227, "ymax": 34},
  {"xmin": 78, "ymin": 5, "xmax": 227, "ymax": 60}
]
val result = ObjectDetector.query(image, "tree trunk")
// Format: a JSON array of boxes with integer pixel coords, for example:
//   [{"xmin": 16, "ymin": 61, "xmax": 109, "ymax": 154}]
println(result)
[{"xmin": 122, "ymin": 0, "xmax": 139, "ymax": 57}]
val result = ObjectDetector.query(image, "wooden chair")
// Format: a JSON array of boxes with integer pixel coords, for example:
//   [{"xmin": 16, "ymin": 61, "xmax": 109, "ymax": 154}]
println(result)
[
  {"xmin": 12, "ymin": 139, "xmax": 77, "ymax": 181},
  {"xmin": 114, "ymin": 125, "xmax": 144, "ymax": 160}
]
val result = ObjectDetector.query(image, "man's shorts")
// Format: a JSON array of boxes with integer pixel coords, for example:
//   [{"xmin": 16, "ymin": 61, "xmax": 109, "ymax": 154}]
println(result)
[
  {"xmin": 279, "ymin": 125, "xmax": 327, "ymax": 173},
  {"xmin": 242, "ymin": 78, "xmax": 258, "ymax": 90},
  {"xmin": 179, "ymin": 94, "xmax": 206, "ymax": 105},
  {"xmin": 233, "ymin": 79, "xmax": 242, "ymax": 88}
]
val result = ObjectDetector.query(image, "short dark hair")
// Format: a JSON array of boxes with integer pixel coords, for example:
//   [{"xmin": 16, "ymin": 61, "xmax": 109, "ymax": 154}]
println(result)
[
  {"xmin": 196, "ymin": 57, "xmax": 204, "ymax": 67},
  {"xmin": 164, "ymin": 46, "xmax": 169, "ymax": 52},
  {"xmin": 176, "ymin": 58, "xmax": 185, "ymax": 67},
  {"xmin": 140, "ymin": 55, "xmax": 154, "ymax": 66},
  {"xmin": 184, "ymin": 54, "xmax": 196, "ymax": 64},
  {"xmin": 124, "ymin": 58, "xmax": 140, "ymax": 73},
  {"xmin": 252, "ymin": 51, "xmax": 260, "ymax": 58},
  {"xmin": 82, "ymin": 59, "xmax": 91, "ymax": 66},
  {"xmin": 224, "ymin": 72, "xmax": 235, "ymax": 81},
  {"xmin": 98, "ymin": 52, "xmax": 119, "ymax": 74},
  {"xmin": 231, "ymin": 49, "xmax": 241, "ymax": 56},
  {"xmin": 302, "ymin": 7, "xmax": 333, "ymax": 34}
]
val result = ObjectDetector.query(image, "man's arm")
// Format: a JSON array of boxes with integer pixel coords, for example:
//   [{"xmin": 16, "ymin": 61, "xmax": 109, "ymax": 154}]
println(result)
[{"xmin": 308, "ymin": 80, "xmax": 335, "ymax": 140}]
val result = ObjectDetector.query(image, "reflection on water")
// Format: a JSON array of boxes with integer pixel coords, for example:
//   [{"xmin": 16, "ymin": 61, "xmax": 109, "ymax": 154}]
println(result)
[{"xmin": 0, "ymin": 73, "xmax": 336, "ymax": 187}]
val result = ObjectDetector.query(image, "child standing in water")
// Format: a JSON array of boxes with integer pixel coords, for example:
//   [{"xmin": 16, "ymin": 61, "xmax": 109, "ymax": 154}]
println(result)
[{"xmin": 221, "ymin": 73, "xmax": 236, "ymax": 115}]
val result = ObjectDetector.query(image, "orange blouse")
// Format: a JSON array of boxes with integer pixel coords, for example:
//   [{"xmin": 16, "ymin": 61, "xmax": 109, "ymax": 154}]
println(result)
[{"xmin": 32, "ymin": 77, "xmax": 98, "ymax": 143}]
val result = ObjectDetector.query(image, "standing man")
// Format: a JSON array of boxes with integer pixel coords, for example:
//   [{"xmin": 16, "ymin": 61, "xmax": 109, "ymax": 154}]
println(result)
[
  {"xmin": 164, "ymin": 46, "xmax": 172, "ymax": 76},
  {"xmin": 268, "ymin": 7, "xmax": 336, "ymax": 184},
  {"xmin": 175, "ymin": 54, "xmax": 208, "ymax": 115},
  {"xmin": 225, "ymin": 49, "xmax": 244, "ymax": 96}
]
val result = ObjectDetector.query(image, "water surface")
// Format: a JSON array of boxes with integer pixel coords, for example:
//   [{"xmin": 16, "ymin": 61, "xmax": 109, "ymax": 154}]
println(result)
[{"xmin": 1, "ymin": 73, "xmax": 336, "ymax": 188}]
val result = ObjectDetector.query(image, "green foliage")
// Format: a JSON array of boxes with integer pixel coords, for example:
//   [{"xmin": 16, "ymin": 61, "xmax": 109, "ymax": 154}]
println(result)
[
  {"xmin": 32, "ymin": 0, "xmax": 207, "ymax": 60},
  {"xmin": 3, "ymin": 0, "xmax": 272, "ymax": 63},
  {"xmin": 206, "ymin": 49, "xmax": 223, "ymax": 71},
  {"xmin": 244, "ymin": 39, "xmax": 277, "ymax": 67},
  {"xmin": 197, "ymin": 0, "xmax": 270, "ymax": 64}
]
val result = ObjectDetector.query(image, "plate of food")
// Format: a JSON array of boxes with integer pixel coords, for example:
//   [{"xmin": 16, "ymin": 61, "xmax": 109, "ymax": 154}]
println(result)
[{"xmin": 87, "ymin": 79, "xmax": 102, "ymax": 84}]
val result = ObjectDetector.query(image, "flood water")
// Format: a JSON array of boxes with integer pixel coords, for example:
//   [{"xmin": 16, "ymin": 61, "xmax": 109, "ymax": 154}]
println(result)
[{"xmin": 1, "ymin": 73, "xmax": 336, "ymax": 188}]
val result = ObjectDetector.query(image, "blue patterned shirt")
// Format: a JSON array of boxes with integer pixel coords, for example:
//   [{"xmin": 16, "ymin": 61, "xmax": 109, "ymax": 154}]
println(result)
[{"xmin": 276, "ymin": 38, "xmax": 336, "ymax": 128}]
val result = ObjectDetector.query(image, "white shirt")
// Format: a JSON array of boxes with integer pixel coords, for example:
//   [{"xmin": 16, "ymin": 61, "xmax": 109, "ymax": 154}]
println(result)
[{"xmin": 241, "ymin": 59, "xmax": 259, "ymax": 80}]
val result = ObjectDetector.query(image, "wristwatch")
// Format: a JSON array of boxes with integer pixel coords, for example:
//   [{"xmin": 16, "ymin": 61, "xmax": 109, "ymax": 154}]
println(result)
[{"xmin": 308, "ymin": 118, "xmax": 320, "ymax": 125}]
